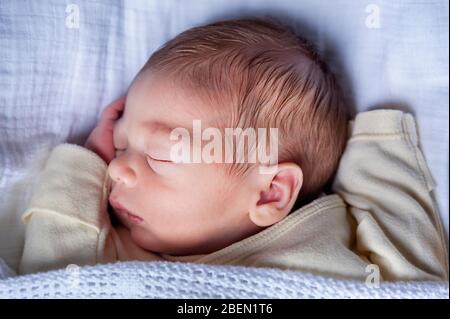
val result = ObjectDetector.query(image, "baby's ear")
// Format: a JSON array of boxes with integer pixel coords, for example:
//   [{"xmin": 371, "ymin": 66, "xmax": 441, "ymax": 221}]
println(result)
[{"xmin": 247, "ymin": 163, "xmax": 303, "ymax": 227}]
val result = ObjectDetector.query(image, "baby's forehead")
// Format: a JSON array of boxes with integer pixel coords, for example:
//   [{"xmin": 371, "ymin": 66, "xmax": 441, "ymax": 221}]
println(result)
[{"xmin": 125, "ymin": 75, "xmax": 228, "ymax": 130}]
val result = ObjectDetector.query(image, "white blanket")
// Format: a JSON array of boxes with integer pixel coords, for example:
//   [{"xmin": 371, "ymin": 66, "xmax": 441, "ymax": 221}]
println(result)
[
  {"xmin": 0, "ymin": 0, "xmax": 448, "ymax": 297},
  {"xmin": 0, "ymin": 261, "xmax": 448, "ymax": 299}
]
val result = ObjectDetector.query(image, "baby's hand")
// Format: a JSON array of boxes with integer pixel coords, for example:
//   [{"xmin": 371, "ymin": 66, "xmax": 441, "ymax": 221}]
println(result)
[{"xmin": 85, "ymin": 96, "xmax": 126, "ymax": 164}]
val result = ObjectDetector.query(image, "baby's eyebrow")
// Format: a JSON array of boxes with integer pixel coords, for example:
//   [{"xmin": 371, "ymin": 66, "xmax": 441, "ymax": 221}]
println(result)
[
  {"xmin": 143, "ymin": 122, "xmax": 179, "ymax": 158},
  {"xmin": 115, "ymin": 121, "xmax": 177, "ymax": 150},
  {"xmin": 144, "ymin": 121, "xmax": 183, "ymax": 144},
  {"xmin": 146, "ymin": 121, "xmax": 176, "ymax": 135}
]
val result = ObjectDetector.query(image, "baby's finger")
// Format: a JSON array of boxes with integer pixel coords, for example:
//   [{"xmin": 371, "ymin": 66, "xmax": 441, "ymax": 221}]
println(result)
[{"xmin": 101, "ymin": 96, "xmax": 127, "ymax": 122}]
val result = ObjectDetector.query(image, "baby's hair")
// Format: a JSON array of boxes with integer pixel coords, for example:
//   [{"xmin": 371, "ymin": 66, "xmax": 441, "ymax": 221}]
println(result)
[{"xmin": 141, "ymin": 18, "xmax": 349, "ymax": 207}]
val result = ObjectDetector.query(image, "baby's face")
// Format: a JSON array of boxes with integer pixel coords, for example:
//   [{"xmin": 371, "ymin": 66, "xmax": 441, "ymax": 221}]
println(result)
[{"xmin": 107, "ymin": 71, "xmax": 261, "ymax": 255}]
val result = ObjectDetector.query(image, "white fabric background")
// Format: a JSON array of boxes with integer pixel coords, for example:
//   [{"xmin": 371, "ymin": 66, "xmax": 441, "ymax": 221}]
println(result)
[{"xmin": 0, "ymin": 0, "xmax": 448, "ymax": 273}]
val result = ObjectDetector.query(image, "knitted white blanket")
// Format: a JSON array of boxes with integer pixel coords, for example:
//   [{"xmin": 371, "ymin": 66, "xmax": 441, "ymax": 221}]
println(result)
[
  {"xmin": 0, "ymin": 0, "xmax": 448, "ymax": 299},
  {"xmin": 0, "ymin": 259, "xmax": 448, "ymax": 299}
]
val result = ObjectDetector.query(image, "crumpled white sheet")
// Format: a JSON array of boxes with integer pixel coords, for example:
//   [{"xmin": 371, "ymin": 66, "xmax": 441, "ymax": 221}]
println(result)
[{"xmin": 0, "ymin": 0, "xmax": 448, "ymax": 297}]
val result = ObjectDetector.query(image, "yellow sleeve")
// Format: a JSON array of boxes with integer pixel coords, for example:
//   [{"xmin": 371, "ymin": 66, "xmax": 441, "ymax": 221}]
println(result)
[
  {"xmin": 19, "ymin": 144, "xmax": 114, "ymax": 275},
  {"xmin": 332, "ymin": 110, "xmax": 448, "ymax": 281}
]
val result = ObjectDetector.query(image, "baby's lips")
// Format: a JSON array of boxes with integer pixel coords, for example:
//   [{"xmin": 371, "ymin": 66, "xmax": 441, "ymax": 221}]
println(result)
[
  {"xmin": 109, "ymin": 196, "xmax": 143, "ymax": 224},
  {"xmin": 126, "ymin": 212, "xmax": 144, "ymax": 224},
  {"xmin": 108, "ymin": 194, "xmax": 118, "ymax": 208}
]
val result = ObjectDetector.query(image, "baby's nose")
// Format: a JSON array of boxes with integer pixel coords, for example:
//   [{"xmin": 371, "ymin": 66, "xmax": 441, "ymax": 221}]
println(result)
[{"xmin": 108, "ymin": 158, "xmax": 137, "ymax": 187}]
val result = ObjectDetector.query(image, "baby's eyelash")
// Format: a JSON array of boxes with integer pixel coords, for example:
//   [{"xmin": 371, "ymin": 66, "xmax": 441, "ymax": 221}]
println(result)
[
  {"xmin": 146, "ymin": 154, "xmax": 172, "ymax": 163},
  {"xmin": 146, "ymin": 155, "xmax": 160, "ymax": 169},
  {"xmin": 113, "ymin": 150, "xmax": 173, "ymax": 167}
]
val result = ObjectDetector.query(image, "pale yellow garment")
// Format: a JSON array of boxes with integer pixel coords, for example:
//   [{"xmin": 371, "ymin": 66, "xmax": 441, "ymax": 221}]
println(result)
[{"xmin": 18, "ymin": 110, "xmax": 449, "ymax": 281}]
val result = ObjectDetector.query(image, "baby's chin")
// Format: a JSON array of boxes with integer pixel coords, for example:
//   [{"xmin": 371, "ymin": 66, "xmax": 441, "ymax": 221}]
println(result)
[
  {"xmin": 129, "ymin": 226, "xmax": 208, "ymax": 256},
  {"xmin": 129, "ymin": 225, "xmax": 172, "ymax": 253}
]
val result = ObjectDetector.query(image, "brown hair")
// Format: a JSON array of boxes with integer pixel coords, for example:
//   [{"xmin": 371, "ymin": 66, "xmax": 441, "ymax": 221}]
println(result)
[{"xmin": 141, "ymin": 18, "xmax": 349, "ymax": 206}]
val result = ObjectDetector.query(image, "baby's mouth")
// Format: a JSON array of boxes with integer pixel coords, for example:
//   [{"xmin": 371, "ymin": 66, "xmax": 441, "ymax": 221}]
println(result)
[{"xmin": 109, "ymin": 196, "xmax": 144, "ymax": 225}]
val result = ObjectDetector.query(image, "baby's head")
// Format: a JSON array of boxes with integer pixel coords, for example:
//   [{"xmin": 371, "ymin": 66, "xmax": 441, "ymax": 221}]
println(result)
[{"xmin": 108, "ymin": 18, "xmax": 349, "ymax": 255}]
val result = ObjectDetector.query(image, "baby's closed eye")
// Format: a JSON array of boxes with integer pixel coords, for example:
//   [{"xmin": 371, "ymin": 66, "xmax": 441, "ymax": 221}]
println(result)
[{"xmin": 146, "ymin": 153, "xmax": 174, "ymax": 169}]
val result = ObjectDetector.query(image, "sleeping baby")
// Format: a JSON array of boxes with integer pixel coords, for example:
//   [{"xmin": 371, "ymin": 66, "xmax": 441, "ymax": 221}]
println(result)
[{"xmin": 18, "ymin": 18, "xmax": 448, "ymax": 281}]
